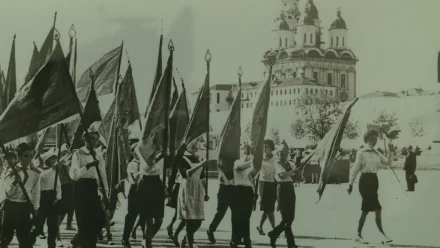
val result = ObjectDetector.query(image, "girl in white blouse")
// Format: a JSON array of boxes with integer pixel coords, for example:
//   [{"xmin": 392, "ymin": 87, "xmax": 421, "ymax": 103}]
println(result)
[
  {"xmin": 347, "ymin": 130, "xmax": 393, "ymax": 244},
  {"xmin": 257, "ymin": 139, "xmax": 277, "ymax": 236}
]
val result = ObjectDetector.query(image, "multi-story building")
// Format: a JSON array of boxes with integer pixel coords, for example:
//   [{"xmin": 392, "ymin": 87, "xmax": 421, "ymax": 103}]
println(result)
[{"xmin": 204, "ymin": 0, "xmax": 358, "ymax": 113}]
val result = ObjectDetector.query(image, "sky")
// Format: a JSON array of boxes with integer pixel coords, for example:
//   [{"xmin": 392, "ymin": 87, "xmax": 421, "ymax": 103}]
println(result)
[{"xmin": 0, "ymin": 0, "xmax": 439, "ymax": 113}]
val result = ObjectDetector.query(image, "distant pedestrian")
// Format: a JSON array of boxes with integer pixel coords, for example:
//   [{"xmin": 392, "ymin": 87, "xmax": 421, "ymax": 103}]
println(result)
[{"xmin": 404, "ymin": 146, "xmax": 417, "ymax": 192}]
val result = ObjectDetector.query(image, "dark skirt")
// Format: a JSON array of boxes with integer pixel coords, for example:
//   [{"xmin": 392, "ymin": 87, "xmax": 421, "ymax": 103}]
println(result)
[
  {"xmin": 260, "ymin": 181, "xmax": 277, "ymax": 212},
  {"xmin": 137, "ymin": 175, "xmax": 165, "ymax": 218},
  {"xmin": 166, "ymin": 183, "xmax": 180, "ymax": 209},
  {"xmin": 277, "ymin": 182, "xmax": 296, "ymax": 221},
  {"xmin": 58, "ymin": 184, "xmax": 74, "ymax": 215},
  {"xmin": 359, "ymin": 173, "xmax": 381, "ymax": 212}
]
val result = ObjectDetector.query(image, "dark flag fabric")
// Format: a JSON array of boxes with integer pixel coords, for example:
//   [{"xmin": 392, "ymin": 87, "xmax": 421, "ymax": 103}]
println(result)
[
  {"xmin": 105, "ymin": 88, "xmax": 130, "ymax": 196},
  {"xmin": 311, "ymin": 98, "xmax": 359, "ymax": 200},
  {"xmin": 170, "ymin": 78, "xmax": 179, "ymax": 110},
  {"xmin": 0, "ymin": 71, "xmax": 5, "ymax": 113},
  {"xmin": 4, "ymin": 35, "xmax": 17, "ymax": 108},
  {"xmin": 70, "ymin": 71, "xmax": 103, "ymax": 150},
  {"xmin": 251, "ymin": 71, "xmax": 272, "ymax": 172},
  {"xmin": 24, "ymin": 42, "xmax": 40, "ymax": 85},
  {"xmin": 76, "ymin": 45, "xmax": 123, "ymax": 102},
  {"xmin": 118, "ymin": 64, "xmax": 141, "ymax": 129},
  {"xmin": 138, "ymin": 52, "xmax": 173, "ymax": 165},
  {"xmin": 25, "ymin": 27, "xmax": 56, "ymax": 84},
  {"xmin": 0, "ymin": 41, "xmax": 80, "ymax": 144},
  {"xmin": 217, "ymin": 89, "xmax": 241, "ymax": 179},
  {"xmin": 180, "ymin": 73, "xmax": 210, "ymax": 149},
  {"xmin": 145, "ymin": 34, "xmax": 163, "ymax": 117},
  {"xmin": 169, "ymin": 84, "xmax": 190, "ymax": 157},
  {"xmin": 99, "ymin": 98, "xmax": 115, "ymax": 144}
]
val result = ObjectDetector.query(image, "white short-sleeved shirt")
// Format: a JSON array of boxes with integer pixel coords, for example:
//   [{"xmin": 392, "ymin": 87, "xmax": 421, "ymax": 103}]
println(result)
[
  {"xmin": 349, "ymin": 147, "xmax": 391, "ymax": 185},
  {"xmin": 274, "ymin": 160, "xmax": 295, "ymax": 182},
  {"xmin": 259, "ymin": 156, "xmax": 276, "ymax": 182},
  {"xmin": 233, "ymin": 157, "xmax": 255, "ymax": 190}
]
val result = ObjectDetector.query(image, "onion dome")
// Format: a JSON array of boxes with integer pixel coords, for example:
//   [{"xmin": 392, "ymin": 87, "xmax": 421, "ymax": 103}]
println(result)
[
  {"xmin": 330, "ymin": 8, "xmax": 347, "ymax": 30},
  {"xmin": 305, "ymin": 0, "xmax": 319, "ymax": 20},
  {"xmin": 275, "ymin": 14, "xmax": 290, "ymax": 30}
]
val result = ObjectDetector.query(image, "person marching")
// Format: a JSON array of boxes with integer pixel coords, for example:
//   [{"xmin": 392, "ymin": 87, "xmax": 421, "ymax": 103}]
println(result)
[
  {"xmin": 166, "ymin": 165, "xmax": 185, "ymax": 242},
  {"xmin": 404, "ymin": 145, "xmax": 417, "ymax": 192},
  {"xmin": 230, "ymin": 145, "xmax": 255, "ymax": 248},
  {"xmin": 176, "ymin": 141, "xmax": 208, "ymax": 248},
  {"xmin": 69, "ymin": 124, "xmax": 109, "ymax": 248},
  {"xmin": 256, "ymin": 139, "xmax": 277, "ymax": 235},
  {"xmin": 268, "ymin": 142, "xmax": 298, "ymax": 248},
  {"xmin": 206, "ymin": 156, "xmax": 234, "ymax": 244},
  {"xmin": 347, "ymin": 129, "xmax": 393, "ymax": 244},
  {"xmin": 134, "ymin": 145, "xmax": 166, "ymax": 248},
  {"xmin": 0, "ymin": 142, "xmax": 41, "ymax": 248},
  {"xmin": 36, "ymin": 148, "xmax": 62, "ymax": 248},
  {"xmin": 122, "ymin": 143, "xmax": 142, "ymax": 248}
]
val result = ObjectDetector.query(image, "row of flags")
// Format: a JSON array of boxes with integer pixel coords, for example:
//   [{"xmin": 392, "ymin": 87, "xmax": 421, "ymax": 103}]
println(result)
[{"xmin": 0, "ymin": 11, "xmax": 360, "ymax": 202}]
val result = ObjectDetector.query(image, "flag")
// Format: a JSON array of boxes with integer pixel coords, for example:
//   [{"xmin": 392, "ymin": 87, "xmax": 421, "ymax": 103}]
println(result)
[
  {"xmin": 251, "ymin": 73, "xmax": 272, "ymax": 171},
  {"xmin": 169, "ymin": 83, "xmax": 190, "ymax": 156},
  {"xmin": 170, "ymin": 78, "xmax": 179, "ymax": 110},
  {"xmin": 105, "ymin": 87, "xmax": 130, "ymax": 198},
  {"xmin": 25, "ymin": 26, "xmax": 56, "ymax": 84},
  {"xmin": 76, "ymin": 44, "xmax": 123, "ymax": 102},
  {"xmin": 4, "ymin": 35, "xmax": 17, "ymax": 108},
  {"xmin": 144, "ymin": 34, "xmax": 163, "ymax": 117},
  {"xmin": 0, "ymin": 71, "xmax": 5, "ymax": 113},
  {"xmin": 217, "ymin": 88, "xmax": 241, "ymax": 179},
  {"xmin": 66, "ymin": 25, "xmax": 77, "ymax": 84},
  {"xmin": 138, "ymin": 51, "xmax": 173, "ymax": 165},
  {"xmin": 24, "ymin": 42, "xmax": 40, "ymax": 85},
  {"xmin": 33, "ymin": 128, "xmax": 50, "ymax": 157},
  {"xmin": 312, "ymin": 98, "xmax": 359, "ymax": 200},
  {"xmin": 180, "ymin": 73, "xmax": 210, "ymax": 148},
  {"xmin": 118, "ymin": 64, "xmax": 141, "ymax": 128},
  {"xmin": 0, "ymin": 41, "xmax": 80, "ymax": 144},
  {"xmin": 99, "ymin": 98, "xmax": 115, "ymax": 143},
  {"xmin": 70, "ymin": 71, "xmax": 103, "ymax": 150}
]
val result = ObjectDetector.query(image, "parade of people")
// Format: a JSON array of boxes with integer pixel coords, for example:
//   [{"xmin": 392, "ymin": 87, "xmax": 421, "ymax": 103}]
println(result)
[{"xmin": 0, "ymin": 1, "xmax": 438, "ymax": 247}]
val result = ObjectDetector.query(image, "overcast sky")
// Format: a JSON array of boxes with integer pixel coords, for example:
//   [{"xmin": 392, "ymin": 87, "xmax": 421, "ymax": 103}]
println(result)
[{"xmin": 0, "ymin": 0, "xmax": 439, "ymax": 112}]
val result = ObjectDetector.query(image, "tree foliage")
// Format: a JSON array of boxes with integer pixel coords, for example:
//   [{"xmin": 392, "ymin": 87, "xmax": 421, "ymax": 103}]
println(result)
[
  {"xmin": 291, "ymin": 93, "xmax": 359, "ymax": 140},
  {"xmin": 373, "ymin": 110, "xmax": 401, "ymax": 140},
  {"xmin": 271, "ymin": 128, "xmax": 281, "ymax": 146},
  {"xmin": 408, "ymin": 117, "xmax": 427, "ymax": 137},
  {"xmin": 241, "ymin": 122, "xmax": 252, "ymax": 145}
]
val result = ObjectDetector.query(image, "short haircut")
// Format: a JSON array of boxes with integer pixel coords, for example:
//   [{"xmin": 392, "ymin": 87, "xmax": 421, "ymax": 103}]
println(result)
[
  {"xmin": 263, "ymin": 139, "xmax": 275, "ymax": 151},
  {"xmin": 363, "ymin": 130, "xmax": 379, "ymax": 143},
  {"xmin": 16, "ymin": 143, "xmax": 33, "ymax": 155}
]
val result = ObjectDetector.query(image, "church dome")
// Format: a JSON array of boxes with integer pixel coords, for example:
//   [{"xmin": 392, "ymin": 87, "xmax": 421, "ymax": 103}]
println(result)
[
  {"xmin": 330, "ymin": 9, "xmax": 347, "ymax": 30},
  {"xmin": 305, "ymin": 0, "xmax": 319, "ymax": 20},
  {"xmin": 302, "ymin": 13, "xmax": 315, "ymax": 25},
  {"xmin": 275, "ymin": 16, "xmax": 290, "ymax": 30}
]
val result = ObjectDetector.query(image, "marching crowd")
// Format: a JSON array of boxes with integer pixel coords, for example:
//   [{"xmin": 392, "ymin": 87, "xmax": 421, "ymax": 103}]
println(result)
[{"xmin": 0, "ymin": 122, "xmax": 415, "ymax": 248}]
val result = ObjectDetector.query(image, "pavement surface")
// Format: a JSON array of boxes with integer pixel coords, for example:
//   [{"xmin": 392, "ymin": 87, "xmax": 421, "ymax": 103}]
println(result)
[{"xmin": 6, "ymin": 170, "xmax": 440, "ymax": 248}]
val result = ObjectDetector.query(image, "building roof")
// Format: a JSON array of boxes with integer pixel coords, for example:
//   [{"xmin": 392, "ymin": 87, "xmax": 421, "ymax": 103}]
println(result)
[
  {"xmin": 329, "ymin": 9, "xmax": 347, "ymax": 30},
  {"xmin": 210, "ymin": 84, "xmax": 236, "ymax": 91},
  {"xmin": 238, "ymin": 76, "xmax": 335, "ymax": 90},
  {"xmin": 275, "ymin": 15, "xmax": 290, "ymax": 30}
]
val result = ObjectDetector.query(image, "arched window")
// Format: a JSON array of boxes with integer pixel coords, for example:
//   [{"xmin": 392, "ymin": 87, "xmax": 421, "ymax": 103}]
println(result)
[
  {"xmin": 306, "ymin": 88, "xmax": 308, "ymax": 94},
  {"xmin": 241, "ymin": 103, "xmax": 244, "ymax": 108},
  {"xmin": 242, "ymin": 93, "xmax": 244, "ymax": 98},
  {"xmin": 298, "ymin": 89, "xmax": 300, "ymax": 94},
  {"xmin": 310, "ymin": 33, "xmax": 313, "ymax": 44},
  {"xmin": 330, "ymin": 90, "xmax": 333, "ymax": 96},
  {"xmin": 284, "ymin": 89, "xmax": 287, "ymax": 94},
  {"xmin": 343, "ymin": 37, "xmax": 345, "ymax": 47},
  {"xmin": 285, "ymin": 38, "xmax": 288, "ymax": 48},
  {"xmin": 336, "ymin": 37, "xmax": 339, "ymax": 47},
  {"xmin": 271, "ymin": 90, "xmax": 273, "ymax": 96},
  {"xmin": 246, "ymin": 103, "xmax": 249, "ymax": 108},
  {"xmin": 276, "ymin": 90, "xmax": 278, "ymax": 95},
  {"xmin": 276, "ymin": 101, "xmax": 278, "ymax": 106},
  {"xmin": 271, "ymin": 101, "xmax": 273, "ymax": 106},
  {"xmin": 279, "ymin": 38, "xmax": 282, "ymax": 47},
  {"xmin": 331, "ymin": 37, "xmax": 334, "ymax": 47},
  {"xmin": 289, "ymin": 100, "xmax": 292, "ymax": 105},
  {"xmin": 315, "ymin": 89, "xmax": 318, "ymax": 94},
  {"xmin": 304, "ymin": 33, "xmax": 306, "ymax": 43},
  {"xmin": 289, "ymin": 89, "xmax": 292, "ymax": 94}
]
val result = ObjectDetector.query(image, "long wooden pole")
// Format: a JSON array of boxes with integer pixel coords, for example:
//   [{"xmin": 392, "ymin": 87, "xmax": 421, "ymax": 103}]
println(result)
[
  {"xmin": 163, "ymin": 40, "xmax": 174, "ymax": 189},
  {"xmin": 204, "ymin": 50, "xmax": 211, "ymax": 198}
]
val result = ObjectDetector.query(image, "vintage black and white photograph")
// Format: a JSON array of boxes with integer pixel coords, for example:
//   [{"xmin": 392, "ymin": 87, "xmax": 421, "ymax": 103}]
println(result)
[{"xmin": 0, "ymin": 0, "xmax": 438, "ymax": 248}]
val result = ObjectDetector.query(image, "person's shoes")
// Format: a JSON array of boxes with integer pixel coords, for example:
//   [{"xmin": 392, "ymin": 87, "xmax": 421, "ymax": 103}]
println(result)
[
  {"xmin": 172, "ymin": 235, "xmax": 180, "ymax": 247},
  {"xmin": 268, "ymin": 231, "xmax": 277, "ymax": 248},
  {"xmin": 381, "ymin": 235, "xmax": 393, "ymax": 244},
  {"xmin": 206, "ymin": 230, "xmax": 216, "ymax": 244},
  {"xmin": 180, "ymin": 237, "xmax": 187, "ymax": 248},
  {"xmin": 110, "ymin": 221, "xmax": 116, "ymax": 227},
  {"xmin": 167, "ymin": 225, "xmax": 173, "ymax": 238},
  {"xmin": 122, "ymin": 240, "xmax": 131, "ymax": 248},
  {"xmin": 107, "ymin": 236, "xmax": 115, "ymax": 245},
  {"xmin": 229, "ymin": 241, "xmax": 238, "ymax": 248},
  {"xmin": 257, "ymin": 226, "xmax": 265, "ymax": 235},
  {"xmin": 355, "ymin": 236, "xmax": 368, "ymax": 244}
]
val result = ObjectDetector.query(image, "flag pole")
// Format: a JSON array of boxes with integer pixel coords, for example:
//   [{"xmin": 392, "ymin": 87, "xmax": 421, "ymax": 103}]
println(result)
[
  {"xmin": 163, "ymin": 40, "xmax": 174, "ymax": 190},
  {"xmin": 114, "ymin": 41, "xmax": 124, "ymax": 94},
  {"xmin": 237, "ymin": 66, "xmax": 243, "ymax": 135},
  {"xmin": 204, "ymin": 50, "xmax": 212, "ymax": 199}
]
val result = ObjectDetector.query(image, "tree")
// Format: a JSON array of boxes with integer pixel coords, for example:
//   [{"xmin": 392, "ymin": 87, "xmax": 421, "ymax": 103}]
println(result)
[
  {"xmin": 291, "ymin": 93, "xmax": 359, "ymax": 140},
  {"xmin": 271, "ymin": 128, "xmax": 281, "ymax": 146},
  {"xmin": 373, "ymin": 110, "xmax": 401, "ymax": 140},
  {"xmin": 408, "ymin": 117, "xmax": 427, "ymax": 137}
]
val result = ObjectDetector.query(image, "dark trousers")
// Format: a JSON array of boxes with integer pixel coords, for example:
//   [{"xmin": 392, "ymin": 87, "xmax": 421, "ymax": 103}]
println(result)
[
  {"xmin": 271, "ymin": 182, "xmax": 296, "ymax": 248},
  {"xmin": 61, "ymin": 184, "xmax": 75, "ymax": 225},
  {"xmin": 122, "ymin": 183, "xmax": 141, "ymax": 241},
  {"xmin": 0, "ymin": 201, "xmax": 33, "ymax": 248},
  {"xmin": 71, "ymin": 179, "xmax": 105, "ymax": 248},
  {"xmin": 185, "ymin": 220, "xmax": 202, "ymax": 246},
  {"xmin": 231, "ymin": 186, "xmax": 253, "ymax": 246},
  {"xmin": 36, "ymin": 191, "xmax": 59, "ymax": 248},
  {"xmin": 405, "ymin": 170, "xmax": 415, "ymax": 191},
  {"xmin": 208, "ymin": 184, "xmax": 233, "ymax": 232}
]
